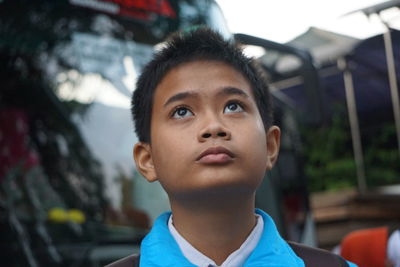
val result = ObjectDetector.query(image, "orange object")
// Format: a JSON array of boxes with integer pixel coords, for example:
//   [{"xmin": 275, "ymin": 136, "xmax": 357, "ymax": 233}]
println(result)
[{"xmin": 340, "ymin": 227, "xmax": 388, "ymax": 267}]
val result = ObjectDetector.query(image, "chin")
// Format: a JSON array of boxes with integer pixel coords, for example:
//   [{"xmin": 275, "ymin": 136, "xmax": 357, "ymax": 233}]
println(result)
[{"xmin": 175, "ymin": 176, "xmax": 261, "ymax": 200}]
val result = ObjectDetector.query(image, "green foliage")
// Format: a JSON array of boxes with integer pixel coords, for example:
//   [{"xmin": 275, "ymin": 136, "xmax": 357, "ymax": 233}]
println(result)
[
  {"xmin": 302, "ymin": 114, "xmax": 357, "ymax": 192},
  {"xmin": 364, "ymin": 123, "xmax": 400, "ymax": 187},
  {"xmin": 301, "ymin": 111, "xmax": 400, "ymax": 192}
]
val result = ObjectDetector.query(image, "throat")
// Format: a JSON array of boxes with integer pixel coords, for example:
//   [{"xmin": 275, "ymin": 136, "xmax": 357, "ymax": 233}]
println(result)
[{"xmin": 169, "ymin": 197, "xmax": 257, "ymax": 265}]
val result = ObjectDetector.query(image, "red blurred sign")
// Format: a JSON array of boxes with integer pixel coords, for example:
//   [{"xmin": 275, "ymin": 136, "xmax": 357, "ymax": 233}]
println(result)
[{"xmin": 70, "ymin": 0, "xmax": 176, "ymax": 20}]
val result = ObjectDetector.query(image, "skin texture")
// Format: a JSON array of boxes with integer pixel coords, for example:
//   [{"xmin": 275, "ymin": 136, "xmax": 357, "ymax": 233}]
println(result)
[{"xmin": 134, "ymin": 60, "xmax": 281, "ymax": 265}]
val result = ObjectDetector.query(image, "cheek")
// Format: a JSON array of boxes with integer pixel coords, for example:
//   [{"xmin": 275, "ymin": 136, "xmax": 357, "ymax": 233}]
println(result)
[
  {"xmin": 150, "ymin": 129, "xmax": 191, "ymax": 174},
  {"xmin": 241, "ymin": 121, "xmax": 268, "ymax": 166}
]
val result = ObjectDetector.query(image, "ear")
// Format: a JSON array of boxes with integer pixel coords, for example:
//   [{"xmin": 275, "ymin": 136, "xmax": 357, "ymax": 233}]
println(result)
[
  {"xmin": 133, "ymin": 142, "xmax": 158, "ymax": 182},
  {"xmin": 265, "ymin": 126, "xmax": 281, "ymax": 171}
]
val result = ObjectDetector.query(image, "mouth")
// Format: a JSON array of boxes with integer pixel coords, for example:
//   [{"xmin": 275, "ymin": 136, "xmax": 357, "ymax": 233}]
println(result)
[{"xmin": 196, "ymin": 146, "xmax": 235, "ymax": 164}]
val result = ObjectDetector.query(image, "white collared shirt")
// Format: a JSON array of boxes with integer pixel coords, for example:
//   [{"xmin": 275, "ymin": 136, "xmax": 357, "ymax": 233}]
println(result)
[
  {"xmin": 168, "ymin": 214, "xmax": 264, "ymax": 267},
  {"xmin": 388, "ymin": 230, "xmax": 400, "ymax": 267}
]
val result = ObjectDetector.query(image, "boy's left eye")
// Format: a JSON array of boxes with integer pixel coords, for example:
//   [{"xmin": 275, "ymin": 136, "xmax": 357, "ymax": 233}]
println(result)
[{"xmin": 224, "ymin": 102, "xmax": 244, "ymax": 113}]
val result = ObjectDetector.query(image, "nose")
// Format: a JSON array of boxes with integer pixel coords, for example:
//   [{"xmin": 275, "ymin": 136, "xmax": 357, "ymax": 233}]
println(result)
[{"xmin": 197, "ymin": 116, "xmax": 231, "ymax": 142}]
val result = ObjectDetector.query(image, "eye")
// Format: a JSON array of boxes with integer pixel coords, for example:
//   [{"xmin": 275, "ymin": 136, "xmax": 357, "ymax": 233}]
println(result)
[
  {"xmin": 224, "ymin": 102, "xmax": 244, "ymax": 114},
  {"xmin": 172, "ymin": 107, "xmax": 194, "ymax": 119}
]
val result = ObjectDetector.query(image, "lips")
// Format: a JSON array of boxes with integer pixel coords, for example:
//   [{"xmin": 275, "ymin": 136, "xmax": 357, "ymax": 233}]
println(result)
[{"xmin": 196, "ymin": 146, "xmax": 235, "ymax": 164}]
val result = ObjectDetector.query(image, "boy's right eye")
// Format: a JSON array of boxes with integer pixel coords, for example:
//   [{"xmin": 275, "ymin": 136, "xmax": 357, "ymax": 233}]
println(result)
[{"xmin": 172, "ymin": 107, "xmax": 194, "ymax": 119}]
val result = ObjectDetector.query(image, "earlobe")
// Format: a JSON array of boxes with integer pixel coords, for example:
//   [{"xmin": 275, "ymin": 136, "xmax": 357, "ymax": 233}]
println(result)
[
  {"xmin": 133, "ymin": 142, "xmax": 158, "ymax": 182},
  {"xmin": 266, "ymin": 126, "xmax": 281, "ymax": 170}
]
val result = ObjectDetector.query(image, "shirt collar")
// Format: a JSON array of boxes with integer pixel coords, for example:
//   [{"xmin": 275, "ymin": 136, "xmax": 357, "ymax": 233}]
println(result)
[
  {"xmin": 139, "ymin": 209, "xmax": 304, "ymax": 267},
  {"xmin": 168, "ymin": 213, "xmax": 263, "ymax": 267},
  {"xmin": 244, "ymin": 209, "xmax": 304, "ymax": 266}
]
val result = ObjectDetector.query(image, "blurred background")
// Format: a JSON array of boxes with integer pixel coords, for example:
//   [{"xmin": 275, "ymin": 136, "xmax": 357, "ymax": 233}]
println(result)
[{"xmin": 1, "ymin": 0, "xmax": 399, "ymax": 266}]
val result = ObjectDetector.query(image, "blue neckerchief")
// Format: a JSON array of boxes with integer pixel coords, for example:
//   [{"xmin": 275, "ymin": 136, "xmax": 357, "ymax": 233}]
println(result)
[{"xmin": 140, "ymin": 209, "xmax": 305, "ymax": 267}]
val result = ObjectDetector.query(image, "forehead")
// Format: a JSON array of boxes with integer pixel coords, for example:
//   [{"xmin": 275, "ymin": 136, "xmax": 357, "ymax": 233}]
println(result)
[{"xmin": 152, "ymin": 60, "xmax": 254, "ymax": 104}]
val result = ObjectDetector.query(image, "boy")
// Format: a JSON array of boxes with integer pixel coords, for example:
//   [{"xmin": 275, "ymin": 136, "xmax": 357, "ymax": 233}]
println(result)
[{"xmin": 108, "ymin": 28, "xmax": 356, "ymax": 267}]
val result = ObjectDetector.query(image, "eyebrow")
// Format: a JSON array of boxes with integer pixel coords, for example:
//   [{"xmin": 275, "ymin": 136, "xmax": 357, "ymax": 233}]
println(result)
[
  {"xmin": 216, "ymin": 87, "xmax": 250, "ymax": 98},
  {"xmin": 163, "ymin": 87, "xmax": 249, "ymax": 107},
  {"xmin": 163, "ymin": 91, "xmax": 198, "ymax": 107}
]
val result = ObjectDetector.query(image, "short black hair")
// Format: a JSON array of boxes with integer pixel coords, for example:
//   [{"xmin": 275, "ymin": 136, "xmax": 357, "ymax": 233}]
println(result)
[{"xmin": 132, "ymin": 27, "xmax": 273, "ymax": 143}]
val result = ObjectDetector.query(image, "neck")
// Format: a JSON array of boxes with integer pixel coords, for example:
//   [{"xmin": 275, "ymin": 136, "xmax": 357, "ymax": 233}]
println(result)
[{"xmin": 170, "ymin": 194, "xmax": 257, "ymax": 265}]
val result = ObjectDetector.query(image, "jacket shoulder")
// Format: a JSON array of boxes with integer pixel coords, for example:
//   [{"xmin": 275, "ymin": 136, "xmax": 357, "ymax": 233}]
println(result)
[
  {"xmin": 105, "ymin": 254, "xmax": 140, "ymax": 267},
  {"xmin": 288, "ymin": 241, "xmax": 349, "ymax": 267}
]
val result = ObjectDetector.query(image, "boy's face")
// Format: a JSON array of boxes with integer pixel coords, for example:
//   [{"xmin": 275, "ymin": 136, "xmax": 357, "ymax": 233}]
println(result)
[{"xmin": 134, "ymin": 60, "xmax": 280, "ymax": 199}]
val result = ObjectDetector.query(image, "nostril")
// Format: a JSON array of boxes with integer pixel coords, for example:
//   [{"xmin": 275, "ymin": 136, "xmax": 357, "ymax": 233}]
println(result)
[
  {"xmin": 218, "ymin": 132, "xmax": 226, "ymax": 137},
  {"xmin": 202, "ymin": 133, "xmax": 212, "ymax": 138}
]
